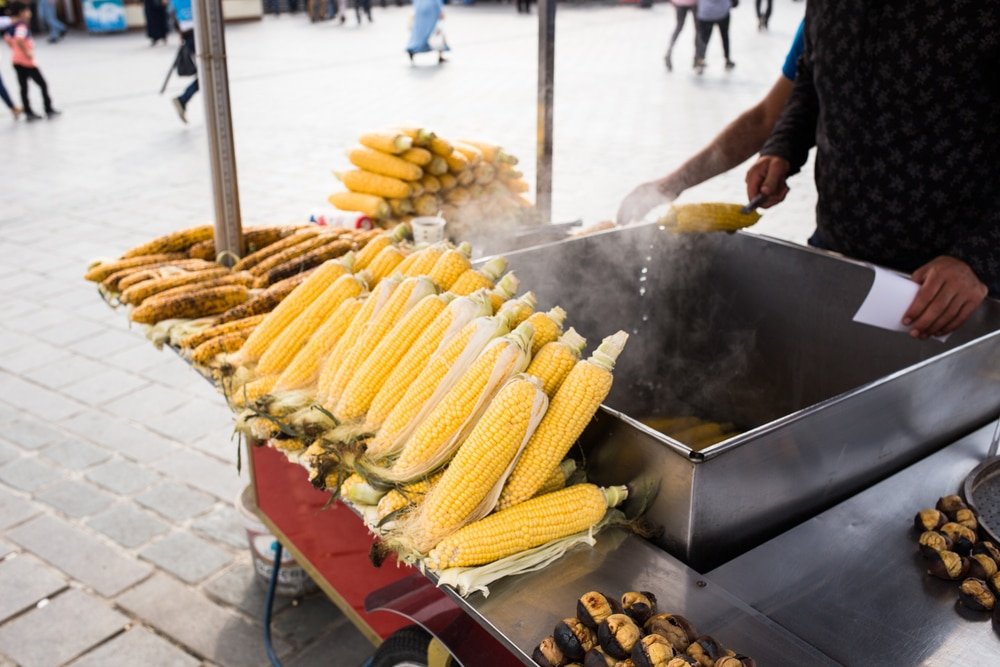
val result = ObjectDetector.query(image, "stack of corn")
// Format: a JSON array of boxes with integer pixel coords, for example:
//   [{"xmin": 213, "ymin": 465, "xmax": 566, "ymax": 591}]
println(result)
[{"xmin": 328, "ymin": 128, "xmax": 535, "ymax": 235}]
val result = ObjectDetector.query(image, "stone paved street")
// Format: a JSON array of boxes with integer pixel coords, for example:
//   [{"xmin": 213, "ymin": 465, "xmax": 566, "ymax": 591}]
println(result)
[{"xmin": 1, "ymin": 1, "xmax": 810, "ymax": 665}]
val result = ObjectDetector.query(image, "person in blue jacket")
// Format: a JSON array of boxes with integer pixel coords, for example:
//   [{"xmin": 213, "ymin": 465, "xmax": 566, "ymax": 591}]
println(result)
[{"xmin": 406, "ymin": 0, "xmax": 448, "ymax": 64}]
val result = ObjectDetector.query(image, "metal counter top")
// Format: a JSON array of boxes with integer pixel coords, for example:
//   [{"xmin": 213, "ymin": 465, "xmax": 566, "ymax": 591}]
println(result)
[
  {"xmin": 711, "ymin": 422, "xmax": 1000, "ymax": 666},
  {"xmin": 441, "ymin": 530, "xmax": 836, "ymax": 666}
]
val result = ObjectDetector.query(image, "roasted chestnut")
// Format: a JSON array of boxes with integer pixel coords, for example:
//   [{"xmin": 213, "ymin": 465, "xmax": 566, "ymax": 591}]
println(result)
[
  {"xmin": 973, "ymin": 541, "xmax": 1000, "ymax": 563},
  {"xmin": 534, "ymin": 636, "xmax": 567, "ymax": 667},
  {"xmin": 665, "ymin": 660, "xmax": 698, "ymax": 667},
  {"xmin": 583, "ymin": 647, "xmax": 616, "ymax": 667},
  {"xmin": 598, "ymin": 614, "xmax": 642, "ymax": 660},
  {"xmin": 954, "ymin": 508, "xmax": 979, "ymax": 532},
  {"xmin": 621, "ymin": 591, "xmax": 658, "ymax": 625},
  {"xmin": 578, "ymin": 591, "xmax": 621, "ymax": 629},
  {"xmin": 927, "ymin": 550, "xmax": 970, "ymax": 580},
  {"xmin": 714, "ymin": 656, "xmax": 756, "ymax": 667},
  {"xmin": 915, "ymin": 508, "xmax": 946, "ymax": 532},
  {"xmin": 959, "ymin": 577, "xmax": 997, "ymax": 611},
  {"xmin": 969, "ymin": 553, "xmax": 998, "ymax": 580},
  {"xmin": 555, "ymin": 617, "xmax": 597, "ymax": 661},
  {"xmin": 685, "ymin": 636, "xmax": 727, "ymax": 667},
  {"xmin": 940, "ymin": 522, "xmax": 977, "ymax": 555},
  {"xmin": 937, "ymin": 495, "xmax": 968, "ymax": 517},
  {"xmin": 613, "ymin": 661, "xmax": 636, "ymax": 667},
  {"xmin": 631, "ymin": 634, "xmax": 675, "ymax": 667},
  {"xmin": 918, "ymin": 531, "xmax": 953, "ymax": 559},
  {"xmin": 644, "ymin": 613, "xmax": 698, "ymax": 652}
]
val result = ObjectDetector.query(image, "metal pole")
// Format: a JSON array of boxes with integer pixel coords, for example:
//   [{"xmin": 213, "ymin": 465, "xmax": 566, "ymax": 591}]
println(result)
[
  {"xmin": 193, "ymin": 0, "xmax": 243, "ymax": 265},
  {"xmin": 536, "ymin": 0, "xmax": 555, "ymax": 223}
]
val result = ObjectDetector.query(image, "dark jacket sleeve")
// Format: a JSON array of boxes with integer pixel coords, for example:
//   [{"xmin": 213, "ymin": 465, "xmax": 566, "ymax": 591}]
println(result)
[
  {"xmin": 947, "ymin": 215, "xmax": 1000, "ymax": 296},
  {"xmin": 760, "ymin": 18, "xmax": 819, "ymax": 175}
]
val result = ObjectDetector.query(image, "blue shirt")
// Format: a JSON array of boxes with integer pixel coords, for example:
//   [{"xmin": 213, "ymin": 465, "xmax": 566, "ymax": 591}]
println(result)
[{"xmin": 781, "ymin": 20, "xmax": 805, "ymax": 80}]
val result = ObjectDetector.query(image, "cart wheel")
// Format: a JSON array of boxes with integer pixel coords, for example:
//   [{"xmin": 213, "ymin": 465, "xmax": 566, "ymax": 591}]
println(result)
[{"xmin": 370, "ymin": 626, "xmax": 432, "ymax": 667}]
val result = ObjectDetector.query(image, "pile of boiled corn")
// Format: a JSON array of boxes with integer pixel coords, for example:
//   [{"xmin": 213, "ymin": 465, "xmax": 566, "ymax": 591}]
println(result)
[
  {"xmin": 213, "ymin": 225, "xmax": 630, "ymax": 583},
  {"xmin": 329, "ymin": 128, "xmax": 534, "ymax": 235},
  {"xmin": 84, "ymin": 223, "xmax": 379, "ymax": 366}
]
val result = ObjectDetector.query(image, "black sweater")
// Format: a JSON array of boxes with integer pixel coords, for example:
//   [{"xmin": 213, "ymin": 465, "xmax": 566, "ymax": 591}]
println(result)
[{"xmin": 761, "ymin": 0, "xmax": 1000, "ymax": 295}]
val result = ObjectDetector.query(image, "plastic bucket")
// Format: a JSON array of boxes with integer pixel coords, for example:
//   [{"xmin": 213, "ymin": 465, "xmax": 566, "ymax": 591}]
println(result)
[
  {"xmin": 411, "ymin": 216, "xmax": 446, "ymax": 244},
  {"xmin": 236, "ymin": 485, "xmax": 318, "ymax": 597}
]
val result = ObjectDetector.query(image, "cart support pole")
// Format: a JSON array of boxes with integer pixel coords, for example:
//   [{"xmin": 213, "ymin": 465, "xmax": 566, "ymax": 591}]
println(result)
[
  {"xmin": 536, "ymin": 0, "xmax": 555, "ymax": 223},
  {"xmin": 193, "ymin": 0, "xmax": 243, "ymax": 265}
]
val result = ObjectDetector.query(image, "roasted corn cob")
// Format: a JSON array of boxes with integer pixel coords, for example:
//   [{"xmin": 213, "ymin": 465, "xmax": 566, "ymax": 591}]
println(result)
[
  {"xmin": 233, "ymin": 227, "xmax": 323, "ymax": 272},
  {"xmin": 131, "ymin": 285, "xmax": 248, "ymax": 325},
  {"xmin": 120, "ymin": 225, "xmax": 214, "ymax": 258},
  {"xmin": 192, "ymin": 331, "xmax": 248, "ymax": 366},
  {"xmin": 213, "ymin": 271, "xmax": 311, "ymax": 325},
  {"xmin": 180, "ymin": 313, "xmax": 267, "ymax": 350},
  {"xmin": 85, "ymin": 253, "xmax": 186, "ymax": 283}
]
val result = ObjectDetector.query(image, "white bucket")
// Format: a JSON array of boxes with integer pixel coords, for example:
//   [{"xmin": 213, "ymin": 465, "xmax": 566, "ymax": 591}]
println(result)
[
  {"xmin": 411, "ymin": 216, "xmax": 446, "ymax": 244},
  {"xmin": 236, "ymin": 485, "xmax": 318, "ymax": 597}
]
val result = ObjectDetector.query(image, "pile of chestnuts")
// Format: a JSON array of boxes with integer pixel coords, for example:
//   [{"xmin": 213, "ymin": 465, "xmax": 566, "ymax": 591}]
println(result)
[
  {"xmin": 532, "ymin": 589, "xmax": 755, "ymax": 667},
  {"xmin": 914, "ymin": 494, "xmax": 1000, "ymax": 615}
]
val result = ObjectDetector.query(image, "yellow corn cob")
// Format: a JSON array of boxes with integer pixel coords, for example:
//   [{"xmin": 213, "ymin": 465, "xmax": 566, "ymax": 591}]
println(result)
[
  {"xmin": 427, "ymin": 242, "xmax": 472, "ymax": 290},
  {"xmin": 397, "ymin": 244, "xmax": 445, "ymax": 277},
  {"xmin": 316, "ymin": 277, "xmax": 400, "ymax": 402},
  {"xmin": 366, "ymin": 246, "xmax": 406, "ymax": 286},
  {"xmin": 254, "ymin": 274, "xmax": 366, "ymax": 377},
  {"xmin": 388, "ymin": 198, "xmax": 414, "ymax": 218},
  {"xmin": 487, "ymin": 272, "xmax": 519, "ymax": 312},
  {"xmin": 524, "ymin": 306, "xmax": 566, "ymax": 356},
  {"xmin": 339, "ymin": 170, "xmax": 411, "ymax": 200},
  {"xmin": 428, "ymin": 136, "xmax": 453, "ymax": 157},
  {"xmin": 329, "ymin": 191, "xmax": 390, "ymax": 220},
  {"xmin": 449, "ymin": 257, "xmax": 507, "ymax": 296},
  {"xmin": 394, "ymin": 126, "xmax": 436, "ymax": 147},
  {"xmin": 103, "ymin": 259, "xmax": 215, "ymax": 292},
  {"xmin": 445, "ymin": 150, "xmax": 470, "ymax": 173},
  {"xmin": 233, "ymin": 228, "xmax": 323, "ymax": 272},
  {"xmin": 525, "ymin": 328, "xmax": 587, "ymax": 397},
  {"xmin": 375, "ymin": 471, "xmax": 444, "ymax": 522},
  {"xmin": 364, "ymin": 294, "xmax": 492, "ymax": 433},
  {"xmin": 456, "ymin": 170, "xmax": 475, "ymax": 187},
  {"xmin": 354, "ymin": 224, "xmax": 409, "ymax": 271},
  {"xmin": 340, "ymin": 473, "xmax": 387, "ymax": 505},
  {"xmin": 233, "ymin": 261, "xmax": 353, "ymax": 365},
  {"xmin": 273, "ymin": 297, "xmax": 362, "ymax": 392},
  {"xmin": 272, "ymin": 437, "xmax": 306, "ymax": 452},
  {"xmin": 365, "ymin": 306, "xmax": 503, "ymax": 459},
  {"xmin": 661, "ymin": 202, "xmax": 762, "ymax": 233},
  {"xmin": 359, "ymin": 131, "xmax": 413, "ymax": 155},
  {"xmin": 419, "ymin": 174, "xmax": 442, "ymax": 194},
  {"xmin": 443, "ymin": 187, "xmax": 470, "ymax": 207},
  {"xmin": 400, "ymin": 147, "xmax": 433, "ymax": 166},
  {"xmin": 232, "ymin": 375, "xmax": 279, "ymax": 408},
  {"xmin": 427, "ymin": 484, "xmax": 627, "ymax": 570},
  {"xmin": 376, "ymin": 490, "xmax": 412, "ymax": 522},
  {"xmin": 535, "ymin": 459, "xmax": 577, "ymax": 496},
  {"xmin": 191, "ymin": 331, "xmax": 249, "ymax": 366},
  {"xmin": 348, "ymin": 147, "xmax": 423, "ymax": 182},
  {"xmin": 413, "ymin": 193, "xmax": 439, "ymax": 217},
  {"xmin": 120, "ymin": 267, "xmax": 229, "ymax": 305},
  {"xmin": 131, "ymin": 285, "xmax": 248, "ymax": 325},
  {"xmin": 213, "ymin": 271, "xmax": 311, "ymax": 325},
  {"xmin": 255, "ymin": 240, "xmax": 355, "ymax": 288},
  {"xmin": 180, "ymin": 313, "xmax": 267, "ymax": 350},
  {"xmin": 498, "ymin": 332, "xmax": 628, "ymax": 509},
  {"xmin": 334, "ymin": 292, "xmax": 451, "ymax": 424},
  {"xmin": 427, "ymin": 156, "xmax": 449, "ymax": 176},
  {"xmin": 506, "ymin": 179, "xmax": 530, "ymax": 194},
  {"xmin": 474, "ymin": 161, "xmax": 496, "ymax": 185},
  {"xmin": 120, "ymin": 225, "xmax": 215, "ymax": 259},
  {"xmin": 248, "ymin": 233, "xmax": 337, "ymax": 279},
  {"xmin": 385, "ymin": 322, "xmax": 534, "ymax": 481},
  {"xmin": 402, "ymin": 375, "xmax": 548, "ymax": 553},
  {"xmin": 325, "ymin": 277, "xmax": 437, "ymax": 410},
  {"xmin": 437, "ymin": 172, "xmax": 457, "ymax": 189},
  {"xmin": 497, "ymin": 291, "xmax": 536, "ymax": 327},
  {"xmin": 452, "ymin": 142, "xmax": 483, "ymax": 166},
  {"xmin": 458, "ymin": 140, "xmax": 518, "ymax": 165},
  {"xmin": 409, "ymin": 181, "xmax": 425, "ymax": 198},
  {"xmin": 85, "ymin": 253, "xmax": 187, "ymax": 283}
]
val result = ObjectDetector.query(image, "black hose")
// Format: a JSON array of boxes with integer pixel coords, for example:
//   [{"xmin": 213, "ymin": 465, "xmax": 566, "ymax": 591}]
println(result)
[{"xmin": 264, "ymin": 540, "xmax": 284, "ymax": 667}]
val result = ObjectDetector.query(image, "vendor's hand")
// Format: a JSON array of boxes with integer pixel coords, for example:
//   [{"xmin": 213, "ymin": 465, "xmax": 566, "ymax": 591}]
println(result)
[
  {"xmin": 745, "ymin": 155, "xmax": 790, "ymax": 208},
  {"xmin": 903, "ymin": 256, "xmax": 988, "ymax": 338},
  {"xmin": 616, "ymin": 179, "xmax": 678, "ymax": 225}
]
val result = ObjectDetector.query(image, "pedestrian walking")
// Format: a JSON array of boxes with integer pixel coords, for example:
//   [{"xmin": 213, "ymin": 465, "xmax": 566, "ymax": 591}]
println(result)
[
  {"xmin": 169, "ymin": 0, "xmax": 198, "ymax": 124},
  {"xmin": 664, "ymin": 0, "xmax": 696, "ymax": 71},
  {"xmin": 515, "ymin": 0, "xmax": 530, "ymax": 14},
  {"xmin": 694, "ymin": 0, "xmax": 736, "ymax": 74},
  {"xmin": 0, "ymin": 14, "xmax": 23, "ymax": 120},
  {"xmin": 355, "ymin": 0, "xmax": 372, "ymax": 24},
  {"xmin": 406, "ymin": 0, "xmax": 448, "ymax": 64},
  {"xmin": 144, "ymin": 0, "xmax": 170, "ymax": 45},
  {"xmin": 35, "ymin": 0, "xmax": 65, "ymax": 43},
  {"xmin": 4, "ymin": 2, "xmax": 59, "ymax": 121},
  {"xmin": 755, "ymin": 0, "xmax": 771, "ymax": 30}
]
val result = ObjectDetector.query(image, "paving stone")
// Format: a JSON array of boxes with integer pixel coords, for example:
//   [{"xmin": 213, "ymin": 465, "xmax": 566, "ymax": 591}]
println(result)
[
  {"xmin": 4, "ymin": 416, "xmax": 64, "ymax": 450},
  {"xmin": 285, "ymin": 622, "xmax": 375, "ymax": 667},
  {"xmin": 0, "ymin": 341, "xmax": 73, "ymax": 375},
  {"xmin": 69, "ymin": 626, "xmax": 200, "ymax": 667},
  {"xmin": 0, "ymin": 457, "xmax": 62, "ymax": 493},
  {"xmin": 204, "ymin": 561, "xmax": 291, "ymax": 619},
  {"xmin": 0, "ymin": 553, "xmax": 68, "ymax": 623},
  {"xmin": 273, "ymin": 593, "xmax": 343, "ymax": 651},
  {"xmin": 191, "ymin": 425, "xmax": 241, "ymax": 465},
  {"xmin": 85, "ymin": 458, "xmax": 161, "ymax": 495},
  {"xmin": 59, "ymin": 368, "xmax": 150, "ymax": 407},
  {"xmin": 0, "ymin": 588, "xmax": 128, "ymax": 667},
  {"xmin": 0, "ymin": 440, "xmax": 18, "ymax": 466},
  {"xmin": 0, "ymin": 539, "xmax": 14, "ymax": 559},
  {"xmin": 34, "ymin": 319, "xmax": 108, "ymax": 348},
  {"xmin": 152, "ymin": 448, "xmax": 244, "ymax": 501},
  {"xmin": 102, "ymin": 384, "xmax": 193, "ymax": 423},
  {"xmin": 136, "ymin": 482, "xmax": 216, "ymax": 521},
  {"xmin": 28, "ymin": 355, "xmax": 109, "ymax": 391},
  {"xmin": 87, "ymin": 503, "xmax": 171, "ymax": 549},
  {"xmin": 0, "ymin": 487, "xmax": 40, "ymax": 530},
  {"xmin": 5, "ymin": 307, "xmax": 71, "ymax": 335},
  {"xmin": 0, "ymin": 372, "xmax": 84, "ymax": 421},
  {"xmin": 101, "ymin": 342, "xmax": 174, "ymax": 375},
  {"xmin": 60, "ymin": 411, "xmax": 179, "ymax": 463},
  {"xmin": 8, "ymin": 514, "xmax": 152, "ymax": 597},
  {"xmin": 40, "ymin": 439, "xmax": 112, "ymax": 471},
  {"xmin": 66, "ymin": 327, "xmax": 147, "ymax": 361},
  {"xmin": 191, "ymin": 504, "xmax": 249, "ymax": 551},
  {"xmin": 117, "ymin": 573, "xmax": 291, "ymax": 667},
  {"xmin": 140, "ymin": 532, "xmax": 233, "ymax": 583},
  {"xmin": 144, "ymin": 399, "xmax": 234, "ymax": 445},
  {"xmin": 36, "ymin": 479, "xmax": 115, "ymax": 519}
]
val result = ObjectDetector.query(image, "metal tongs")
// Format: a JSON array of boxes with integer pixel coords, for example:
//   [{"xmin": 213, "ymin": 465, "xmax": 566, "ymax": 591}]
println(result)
[{"xmin": 740, "ymin": 193, "xmax": 768, "ymax": 215}]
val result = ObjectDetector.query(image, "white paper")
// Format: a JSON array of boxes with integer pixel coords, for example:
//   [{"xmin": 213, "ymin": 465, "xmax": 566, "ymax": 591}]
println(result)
[{"xmin": 852, "ymin": 266, "xmax": 949, "ymax": 342}]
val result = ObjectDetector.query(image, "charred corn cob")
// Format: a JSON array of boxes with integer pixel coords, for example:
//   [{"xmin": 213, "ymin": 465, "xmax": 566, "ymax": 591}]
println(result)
[
  {"xmin": 339, "ymin": 169, "xmax": 411, "ymax": 200},
  {"xmin": 359, "ymin": 131, "xmax": 413, "ymax": 155},
  {"xmin": 187, "ymin": 239, "xmax": 216, "ymax": 261},
  {"xmin": 87, "ymin": 254, "xmax": 190, "ymax": 285},
  {"xmin": 427, "ymin": 484, "xmax": 627, "ymax": 570},
  {"xmin": 180, "ymin": 313, "xmax": 267, "ymax": 350},
  {"xmin": 255, "ymin": 240, "xmax": 354, "ymax": 287},
  {"xmin": 347, "ymin": 147, "xmax": 423, "ymax": 182},
  {"xmin": 248, "ymin": 234, "xmax": 335, "ymax": 278},
  {"xmin": 192, "ymin": 331, "xmax": 248, "ymax": 366},
  {"xmin": 448, "ymin": 257, "xmax": 507, "ymax": 296},
  {"xmin": 273, "ymin": 297, "xmax": 362, "ymax": 392},
  {"xmin": 146, "ymin": 272, "xmax": 256, "ymax": 304},
  {"xmin": 498, "ymin": 332, "xmax": 628, "ymax": 509},
  {"xmin": 213, "ymin": 271, "xmax": 311, "ymax": 325},
  {"xmin": 121, "ymin": 267, "xmax": 230, "ymax": 305},
  {"xmin": 233, "ymin": 228, "xmax": 323, "ymax": 272},
  {"xmin": 131, "ymin": 285, "xmax": 249, "ymax": 325},
  {"xmin": 115, "ymin": 259, "xmax": 219, "ymax": 292},
  {"xmin": 526, "ymin": 328, "xmax": 587, "ymax": 397},
  {"xmin": 427, "ymin": 242, "xmax": 472, "ymax": 290},
  {"xmin": 120, "ymin": 225, "xmax": 214, "ymax": 259},
  {"xmin": 524, "ymin": 306, "xmax": 566, "ymax": 355},
  {"xmin": 661, "ymin": 202, "xmax": 761, "ymax": 233}
]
